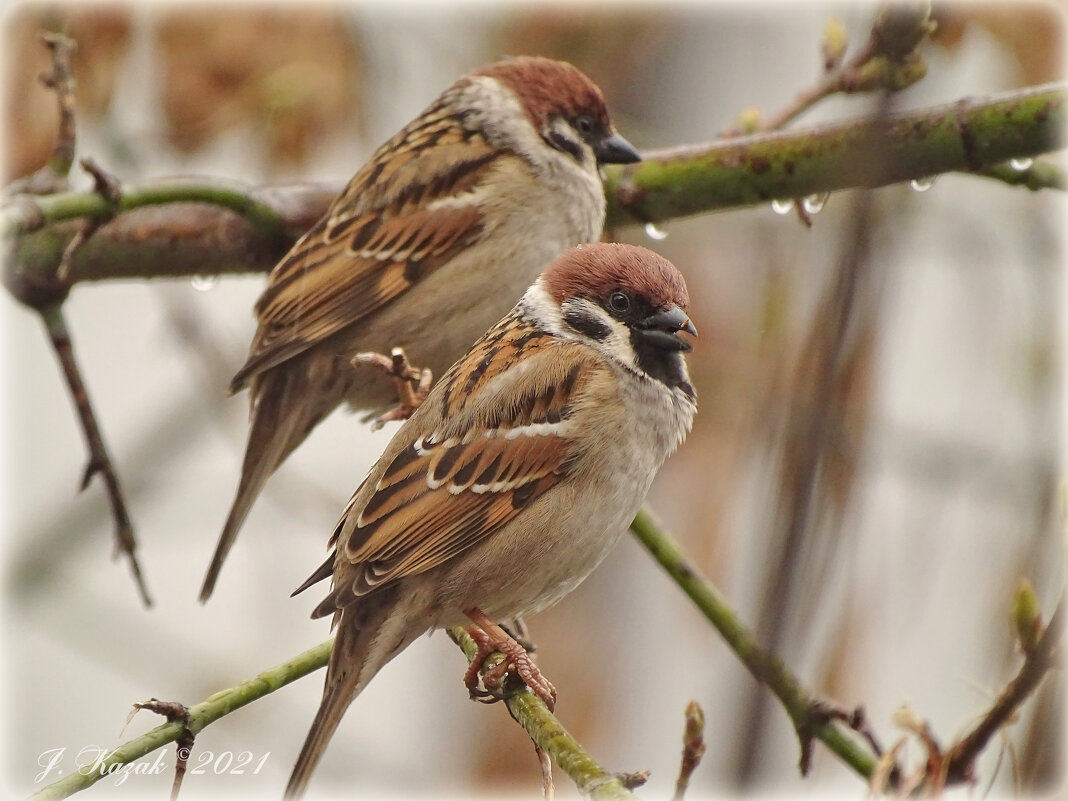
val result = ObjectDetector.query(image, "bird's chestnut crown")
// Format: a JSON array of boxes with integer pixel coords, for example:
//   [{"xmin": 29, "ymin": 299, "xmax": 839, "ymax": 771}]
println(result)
[
  {"xmin": 475, "ymin": 56, "xmax": 639, "ymax": 165},
  {"xmin": 542, "ymin": 242, "xmax": 691, "ymax": 318}
]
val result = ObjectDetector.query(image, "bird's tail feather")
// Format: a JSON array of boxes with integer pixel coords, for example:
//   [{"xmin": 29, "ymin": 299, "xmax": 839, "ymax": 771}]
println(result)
[
  {"xmin": 200, "ymin": 371, "xmax": 316, "ymax": 602},
  {"xmin": 283, "ymin": 656, "xmax": 364, "ymax": 800},
  {"xmin": 285, "ymin": 591, "xmax": 413, "ymax": 799}
]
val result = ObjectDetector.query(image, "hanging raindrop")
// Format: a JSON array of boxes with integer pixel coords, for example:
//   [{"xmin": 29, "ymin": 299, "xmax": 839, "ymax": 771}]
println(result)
[
  {"xmin": 771, "ymin": 198, "xmax": 793, "ymax": 215},
  {"xmin": 191, "ymin": 275, "xmax": 218, "ymax": 292},
  {"xmin": 909, "ymin": 176, "xmax": 935, "ymax": 192},
  {"xmin": 1010, "ymin": 157, "xmax": 1033, "ymax": 171},
  {"xmin": 644, "ymin": 222, "xmax": 669, "ymax": 241},
  {"xmin": 802, "ymin": 193, "xmax": 829, "ymax": 214}
]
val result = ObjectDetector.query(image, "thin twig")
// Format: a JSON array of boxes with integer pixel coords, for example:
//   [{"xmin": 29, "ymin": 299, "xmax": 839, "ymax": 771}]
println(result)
[
  {"xmin": 743, "ymin": 3, "xmax": 936, "ymax": 134},
  {"xmin": 4, "ymin": 32, "xmax": 78, "ymax": 197},
  {"xmin": 39, "ymin": 32, "xmax": 78, "ymax": 178},
  {"xmin": 28, "ymin": 640, "xmax": 333, "ymax": 801},
  {"xmin": 536, "ymin": 744, "xmax": 555, "ymax": 801},
  {"xmin": 38, "ymin": 305, "xmax": 151, "ymax": 606},
  {"xmin": 942, "ymin": 596, "xmax": 1064, "ymax": 786},
  {"xmin": 671, "ymin": 701, "xmax": 706, "ymax": 801},
  {"xmin": 629, "ymin": 506, "xmax": 882, "ymax": 783},
  {"xmin": 128, "ymin": 699, "xmax": 193, "ymax": 801}
]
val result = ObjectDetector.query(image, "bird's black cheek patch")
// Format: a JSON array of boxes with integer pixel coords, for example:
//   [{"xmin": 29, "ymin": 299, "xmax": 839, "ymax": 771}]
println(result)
[
  {"xmin": 631, "ymin": 331, "xmax": 691, "ymax": 389},
  {"xmin": 563, "ymin": 308, "xmax": 611, "ymax": 341}
]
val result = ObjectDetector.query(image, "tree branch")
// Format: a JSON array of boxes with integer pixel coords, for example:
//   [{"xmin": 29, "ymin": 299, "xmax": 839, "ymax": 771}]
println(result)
[
  {"xmin": 37, "ymin": 303, "xmax": 151, "ymax": 606},
  {"xmin": 941, "ymin": 596, "xmax": 1063, "ymax": 787},
  {"xmin": 27, "ymin": 640, "xmax": 332, "ymax": 801},
  {"xmin": 629, "ymin": 506, "xmax": 883, "ymax": 782},
  {"xmin": 630, "ymin": 506, "xmax": 1064, "ymax": 792},
  {"xmin": 3, "ymin": 85, "xmax": 1063, "ymax": 290},
  {"xmin": 447, "ymin": 627, "xmax": 641, "ymax": 800},
  {"xmin": 604, "ymin": 83, "xmax": 1065, "ymax": 227},
  {"xmin": 26, "ymin": 515, "xmax": 1060, "ymax": 799},
  {"xmin": 29, "ymin": 627, "xmax": 645, "ymax": 801}
]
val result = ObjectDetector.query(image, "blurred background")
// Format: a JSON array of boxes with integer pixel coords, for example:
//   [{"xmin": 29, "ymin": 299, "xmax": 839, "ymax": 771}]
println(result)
[{"xmin": 2, "ymin": 1, "xmax": 1064, "ymax": 799}]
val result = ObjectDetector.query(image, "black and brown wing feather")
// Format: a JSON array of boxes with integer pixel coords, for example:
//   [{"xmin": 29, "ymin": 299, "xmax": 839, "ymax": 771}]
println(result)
[
  {"xmin": 303, "ymin": 316, "xmax": 599, "ymax": 619},
  {"xmin": 231, "ymin": 98, "xmax": 501, "ymax": 390}
]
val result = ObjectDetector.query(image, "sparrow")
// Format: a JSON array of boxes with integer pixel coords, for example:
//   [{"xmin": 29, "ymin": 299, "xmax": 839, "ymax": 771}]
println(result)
[
  {"xmin": 200, "ymin": 56, "xmax": 641, "ymax": 601},
  {"xmin": 284, "ymin": 242, "xmax": 697, "ymax": 798}
]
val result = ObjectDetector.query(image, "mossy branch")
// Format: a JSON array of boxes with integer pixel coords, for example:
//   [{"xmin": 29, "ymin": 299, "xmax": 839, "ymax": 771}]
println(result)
[
  {"xmin": 605, "ymin": 82, "xmax": 1065, "ymax": 227},
  {"xmin": 3, "ymin": 85, "xmax": 1063, "ymax": 297},
  {"xmin": 448, "ymin": 627, "xmax": 641, "ymax": 800}
]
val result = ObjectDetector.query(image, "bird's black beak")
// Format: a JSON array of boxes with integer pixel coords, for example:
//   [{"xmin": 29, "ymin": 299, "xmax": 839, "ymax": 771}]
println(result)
[
  {"xmin": 594, "ymin": 132, "xmax": 641, "ymax": 165},
  {"xmin": 634, "ymin": 304, "xmax": 697, "ymax": 351}
]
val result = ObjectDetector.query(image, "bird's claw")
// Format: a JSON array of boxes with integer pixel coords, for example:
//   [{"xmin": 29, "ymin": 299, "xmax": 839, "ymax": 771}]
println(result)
[
  {"xmin": 352, "ymin": 347, "xmax": 432, "ymax": 430},
  {"xmin": 462, "ymin": 624, "xmax": 557, "ymax": 711}
]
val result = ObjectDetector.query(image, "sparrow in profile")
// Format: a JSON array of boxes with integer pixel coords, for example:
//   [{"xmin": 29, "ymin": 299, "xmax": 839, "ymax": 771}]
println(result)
[
  {"xmin": 200, "ymin": 56, "xmax": 640, "ymax": 601},
  {"xmin": 284, "ymin": 242, "xmax": 697, "ymax": 798}
]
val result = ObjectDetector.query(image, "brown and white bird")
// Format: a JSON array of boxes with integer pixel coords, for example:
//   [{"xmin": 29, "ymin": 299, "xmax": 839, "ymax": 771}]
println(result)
[
  {"xmin": 284, "ymin": 242, "xmax": 697, "ymax": 798},
  {"xmin": 200, "ymin": 56, "xmax": 640, "ymax": 601}
]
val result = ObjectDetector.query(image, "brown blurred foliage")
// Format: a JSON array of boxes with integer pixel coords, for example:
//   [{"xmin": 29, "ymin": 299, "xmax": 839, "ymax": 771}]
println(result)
[
  {"xmin": 4, "ymin": 4, "xmax": 130, "ymax": 180},
  {"xmin": 4, "ymin": 3, "xmax": 363, "ymax": 181},
  {"xmin": 155, "ymin": 6, "xmax": 362, "ymax": 162},
  {"xmin": 933, "ymin": 1, "xmax": 1065, "ymax": 85},
  {"xmin": 489, "ymin": 5, "xmax": 675, "ymax": 107}
]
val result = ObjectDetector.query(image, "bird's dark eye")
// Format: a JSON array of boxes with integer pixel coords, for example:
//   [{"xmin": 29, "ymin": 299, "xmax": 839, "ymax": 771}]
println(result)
[
  {"xmin": 573, "ymin": 114, "xmax": 594, "ymax": 137},
  {"xmin": 607, "ymin": 291, "xmax": 631, "ymax": 315}
]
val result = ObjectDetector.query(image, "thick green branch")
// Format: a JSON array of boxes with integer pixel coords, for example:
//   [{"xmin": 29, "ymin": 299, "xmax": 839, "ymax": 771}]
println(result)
[
  {"xmin": 629, "ymin": 506, "xmax": 880, "ymax": 781},
  {"xmin": 2, "ymin": 85, "xmax": 1062, "ymax": 292},
  {"xmin": 447, "ymin": 627, "xmax": 640, "ymax": 800},
  {"xmin": 604, "ymin": 82, "xmax": 1065, "ymax": 226},
  {"xmin": 27, "ymin": 640, "xmax": 332, "ymax": 801},
  {"xmin": 4, "ymin": 182, "xmax": 337, "ymax": 304}
]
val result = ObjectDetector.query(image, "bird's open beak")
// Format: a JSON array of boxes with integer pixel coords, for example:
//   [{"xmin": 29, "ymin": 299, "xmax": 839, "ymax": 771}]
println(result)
[{"xmin": 594, "ymin": 132, "xmax": 641, "ymax": 165}]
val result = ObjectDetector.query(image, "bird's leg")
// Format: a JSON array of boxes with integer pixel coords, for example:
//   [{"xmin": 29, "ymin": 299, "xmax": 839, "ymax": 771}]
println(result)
[
  {"xmin": 500, "ymin": 616, "xmax": 537, "ymax": 653},
  {"xmin": 463, "ymin": 607, "xmax": 557, "ymax": 711},
  {"xmin": 352, "ymin": 347, "xmax": 433, "ymax": 430}
]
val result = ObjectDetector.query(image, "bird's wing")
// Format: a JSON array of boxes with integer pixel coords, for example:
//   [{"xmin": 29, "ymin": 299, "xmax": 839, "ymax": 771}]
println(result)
[
  {"xmin": 231, "ymin": 97, "xmax": 506, "ymax": 390},
  {"xmin": 306, "ymin": 324, "xmax": 605, "ymax": 617}
]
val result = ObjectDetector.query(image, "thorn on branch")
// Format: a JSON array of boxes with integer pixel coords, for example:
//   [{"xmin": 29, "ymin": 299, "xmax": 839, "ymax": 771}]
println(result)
[
  {"xmin": 55, "ymin": 157, "xmax": 124, "ymax": 283},
  {"xmin": 81, "ymin": 156, "xmax": 123, "ymax": 206},
  {"xmin": 615, "ymin": 769, "xmax": 650, "ymax": 790},
  {"xmin": 41, "ymin": 305, "xmax": 152, "ymax": 607}
]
